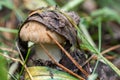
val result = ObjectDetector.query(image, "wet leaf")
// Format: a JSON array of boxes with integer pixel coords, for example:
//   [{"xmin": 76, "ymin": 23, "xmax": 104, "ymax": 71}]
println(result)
[{"xmin": 25, "ymin": 66, "xmax": 79, "ymax": 80}]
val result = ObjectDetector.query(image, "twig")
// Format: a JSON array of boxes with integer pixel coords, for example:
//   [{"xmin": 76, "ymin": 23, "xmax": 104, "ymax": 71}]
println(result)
[
  {"xmin": 101, "ymin": 45, "xmax": 120, "ymax": 55},
  {"xmin": 0, "ymin": 47, "xmax": 18, "ymax": 54},
  {"xmin": 82, "ymin": 44, "xmax": 120, "ymax": 66},
  {"xmin": 0, "ymin": 53, "xmax": 33, "ymax": 80},
  {"xmin": 47, "ymin": 33, "xmax": 89, "ymax": 77},
  {"xmin": 16, "ymin": 42, "xmax": 25, "ymax": 62},
  {"xmin": 40, "ymin": 43, "xmax": 85, "ymax": 80}
]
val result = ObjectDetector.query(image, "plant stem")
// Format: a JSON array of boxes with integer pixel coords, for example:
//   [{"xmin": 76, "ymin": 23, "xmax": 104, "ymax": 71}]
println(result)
[{"xmin": 98, "ymin": 18, "xmax": 102, "ymax": 52}]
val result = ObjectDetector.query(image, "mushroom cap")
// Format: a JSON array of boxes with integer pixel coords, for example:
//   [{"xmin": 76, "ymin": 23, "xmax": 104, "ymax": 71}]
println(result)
[
  {"xmin": 20, "ymin": 21, "xmax": 65, "ymax": 44},
  {"xmin": 18, "ymin": 7, "xmax": 80, "ymax": 49}
]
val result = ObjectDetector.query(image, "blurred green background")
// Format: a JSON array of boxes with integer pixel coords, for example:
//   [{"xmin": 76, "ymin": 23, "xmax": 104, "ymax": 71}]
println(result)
[{"xmin": 0, "ymin": 0, "xmax": 120, "ymax": 80}]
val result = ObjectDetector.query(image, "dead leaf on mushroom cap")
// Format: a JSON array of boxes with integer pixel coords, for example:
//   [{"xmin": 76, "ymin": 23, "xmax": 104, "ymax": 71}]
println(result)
[{"xmin": 19, "ymin": 7, "xmax": 80, "ymax": 45}]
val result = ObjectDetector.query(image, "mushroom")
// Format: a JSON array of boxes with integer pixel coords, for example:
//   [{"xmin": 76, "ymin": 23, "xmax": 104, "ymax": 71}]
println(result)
[
  {"xmin": 17, "ymin": 7, "xmax": 92, "ymax": 79},
  {"xmin": 18, "ymin": 7, "xmax": 80, "ymax": 66},
  {"xmin": 19, "ymin": 21, "xmax": 65, "ymax": 63}
]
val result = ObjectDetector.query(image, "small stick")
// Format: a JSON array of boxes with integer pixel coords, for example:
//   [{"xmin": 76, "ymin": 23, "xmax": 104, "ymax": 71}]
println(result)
[
  {"xmin": 82, "ymin": 44, "xmax": 120, "ymax": 66},
  {"xmin": 40, "ymin": 43, "xmax": 85, "ymax": 80},
  {"xmin": 0, "ymin": 53, "xmax": 33, "ymax": 80},
  {"xmin": 0, "ymin": 47, "xmax": 18, "ymax": 54},
  {"xmin": 16, "ymin": 42, "xmax": 25, "ymax": 62},
  {"xmin": 101, "ymin": 45, "xmax": 120, "ymax": 55},
  {"xmin": 47, "ymin": 33, "xmax": 89, "ymax": 77}
]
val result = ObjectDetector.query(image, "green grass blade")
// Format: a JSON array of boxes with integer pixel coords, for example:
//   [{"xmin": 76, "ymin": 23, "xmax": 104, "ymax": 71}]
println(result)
[
  {"xmin": 0, "ymin": 27, "xmax": 18, "ymax": 34},
  {"xmin": 99, "ymin": 54, "xmax": 120, "ymax": 76},
  {"xmin": 98, "ymin": 18, "xmax": 102, "ymax": 52},
  {"xmin": 92, "ymin": 60, "xmax": 99, "ymax": 74},
  {"xmin": 19, "ymin": 48, "xmax": 31, "ymax": 79},
  {"xmin": 91, "ymin": 8, "xmax": 120, "ymax": 23},
  {"xmin": 62, "ymin": 0, "xmax": 84, "ymax": 11}
]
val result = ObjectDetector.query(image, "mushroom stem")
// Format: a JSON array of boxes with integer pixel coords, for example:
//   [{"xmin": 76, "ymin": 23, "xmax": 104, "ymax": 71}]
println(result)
[{"xmin": 31, "ymin": 44, "xmax": 62, "ymax": 62}]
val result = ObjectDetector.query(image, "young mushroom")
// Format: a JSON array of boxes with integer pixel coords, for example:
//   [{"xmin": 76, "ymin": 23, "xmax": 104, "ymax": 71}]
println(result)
[
  {"xmin": 18, "ymin": 7, "xmax": 79, "ymax": 65},
  {"xmin": 20, "ymin": 21, "xmax": 65, "ymax": 63},
  {"xmin": 17, "ymin": 7, "xmax": 89, "ymax": 78}
]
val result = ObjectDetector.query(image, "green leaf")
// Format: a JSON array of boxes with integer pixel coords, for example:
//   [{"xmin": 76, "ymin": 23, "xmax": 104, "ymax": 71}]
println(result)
[{"xmin": 25, "ymin": 66, "xmax": 79, "ymax": 80}]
